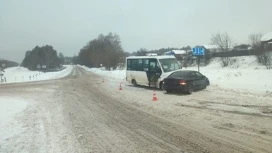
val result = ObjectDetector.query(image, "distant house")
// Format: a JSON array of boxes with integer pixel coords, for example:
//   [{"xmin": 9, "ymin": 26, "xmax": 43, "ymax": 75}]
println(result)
[
  {"xmin": 233, "ymin": 44, "xmax": 252, "ymax": 51},
  {"xmin": 261, "ymin": 32, "xmax": 272, "ymax": 51},
  {"xmin": 146, "ymin": 53, "xmax": 158, "ymax": 56},
  {"xmin": 193, "ymin": 45, "xmax": 220, "ymax": 53},
  {"xmin": 202, "ymin": 45, "xmax": 220, "ymax": 53},
  {"xmin": 164, "ymin": 50, "xmax": 187, "ymax": 60}
]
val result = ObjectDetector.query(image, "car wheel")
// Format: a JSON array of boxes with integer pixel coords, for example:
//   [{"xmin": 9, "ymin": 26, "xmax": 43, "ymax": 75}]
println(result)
[
  {"xmin": 166, "ymin": 90, "xmax": 172, "ymax": 93},
  {"xmin": 132, "ymin": 80, "xmax": 137, "ymax": 87},
  {"xmin": 186, "ymin": 84, "xmax": 194, "ymax": 94},
  {"xmin": 160, "ymin": 82, "xmax": 164, "ymax": 90}
]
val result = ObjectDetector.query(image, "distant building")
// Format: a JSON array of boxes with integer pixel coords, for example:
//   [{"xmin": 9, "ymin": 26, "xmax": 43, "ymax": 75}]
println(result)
[
  {"xmin": 261, "ymin": 32, "xmax": 272, "ymax": 50},
  {"xmin": 164, "ymin": 50, "xmax": 187, "ymax": 60},
  {"xmin": 146, "ymin": 53, "xmax": 158, "ymax": 56},
  {"xmin": 164, "ymin": 50, "xmax": 186, "ymax": 55},
  {"xmin": 192, "ymin": 45, "xmax": 220, "ymax": 53},
  {"xmin": 202, "ymin": 45, "xmax": 220, "ymax": 53},
  {"xmin": 196, "ymin": 44, "xmax": 235, "ymax": 53},
  {"xmin": 233, "ymin": 44, "xmax": 252, "ymax": 51}
]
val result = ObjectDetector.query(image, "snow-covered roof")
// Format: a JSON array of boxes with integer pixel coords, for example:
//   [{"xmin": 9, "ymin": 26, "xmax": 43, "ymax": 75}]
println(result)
[
  {"xmin": 172, "ymin": 50, "xmax": 186, "ymax": 54},
  {"xmin": 261, "ymin": 32, "xmax": 272, "ymax": 42},
  {"xmin": 146, "ymin": 53, "xmax": 158, "ymax": 56},
  {"xmin": 165, "ymin": 50, "xmax": 187, "ymax": 55},
  {"xmin": 127, "ymin": 55, "xmax": 176, "ymax": 60}
]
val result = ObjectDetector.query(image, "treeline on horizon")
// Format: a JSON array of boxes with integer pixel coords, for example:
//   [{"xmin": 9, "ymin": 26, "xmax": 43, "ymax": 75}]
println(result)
[
  {"xmin": 3, "ymin": 31, "xmax": 270, "ymax": 70},
  {"xmin": 0, "ymin": 59, "xmax": 19, "ymax": 69},
  {"xmin": 21, "ymin": 45, "xmax": 64, "ymax": 70},
  {"xmin": 16, "ymin": 32, "xmax": 192, "ymax": 71}
]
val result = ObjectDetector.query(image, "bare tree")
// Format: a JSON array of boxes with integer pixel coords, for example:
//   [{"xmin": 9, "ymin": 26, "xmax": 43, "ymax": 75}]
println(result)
[
  {"xmin": 58, "ymin": 52, "xmax": 64, "ymax": 65},
  {"xmin": 210, "ymin": 32, "xmax": 233, "ymax": 66},
  {"xmin": 78, "ymin": 33, "xmax": 125, "ymax": 70},
  {"xmin": 22, "ymin": 45, "xmax": 61, "ymax": 70},
  {"xmin": 249, "ymin": 33, "xmax": 262, "ymax": 49},
  {"xmin": 136, "ymin": 48, "xmax": 148, "ymax": 56},
  {"xmin": 248, "ymin": 33, "xmax": 271, "ymax": 69}
]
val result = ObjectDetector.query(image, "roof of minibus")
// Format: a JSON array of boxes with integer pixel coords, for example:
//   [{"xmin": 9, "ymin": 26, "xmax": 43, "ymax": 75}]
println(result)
[{"xmin": 126, "ymin": 55, "xmax": 176, "ymax": 60}]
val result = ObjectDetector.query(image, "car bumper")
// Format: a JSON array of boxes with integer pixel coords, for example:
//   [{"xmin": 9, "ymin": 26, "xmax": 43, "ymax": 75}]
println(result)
[{"xmin": 163, "ymin": 84, "xmax": 187, "ymax": 92}]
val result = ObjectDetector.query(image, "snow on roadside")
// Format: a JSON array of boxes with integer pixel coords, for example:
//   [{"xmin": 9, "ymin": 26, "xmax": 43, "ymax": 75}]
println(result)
[
  {"xmin": 81, "ymin": 65, "xmax": 125, "ymax": 80},
  {"xmin": 81, "ymin": 56, "xmax": 272, "ymax": 94},
  {"xmin": 0, "ymin": 97, "xmax": 28, "ymax": 124},
  {"xmin": 0, "ymin": 97, "xmax": 29, "ymax": 148},
  {"xmin": 1, "ymin": 65, "xmax": 73, "ymax": 84},
  {"xmin": 184, "ymin": 56, "xmax": 272, "ymax": 93}
]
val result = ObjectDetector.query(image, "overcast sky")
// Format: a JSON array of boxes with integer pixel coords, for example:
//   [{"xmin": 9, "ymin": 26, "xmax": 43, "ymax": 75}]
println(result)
[{"xmin": 1, "ymin": 0, "xmax": 272, "ymax": 63}]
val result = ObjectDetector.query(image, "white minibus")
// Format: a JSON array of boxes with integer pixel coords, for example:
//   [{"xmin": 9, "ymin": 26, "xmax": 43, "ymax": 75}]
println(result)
[{"xmin": 126, "ymin": 55, "xmax": 181, "ymax": 89}]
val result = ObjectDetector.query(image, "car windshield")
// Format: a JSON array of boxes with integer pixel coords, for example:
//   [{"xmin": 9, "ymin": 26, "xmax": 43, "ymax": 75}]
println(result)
[{"xmin": 159, "ymin": 58, "xmax": 181, "ymax": 73}]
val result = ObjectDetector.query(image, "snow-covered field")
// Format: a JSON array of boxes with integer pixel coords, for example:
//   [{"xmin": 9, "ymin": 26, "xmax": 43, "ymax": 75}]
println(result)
[
  {"xmin": 81, "ymin": 65, "xmax": 125, "ymax": 80},
  {"xmin": 84, "ymin": 56, "xmax": 272, "ymax": 94},
  {"xmin": 184, "ymin": 56, "xmax": 272, "ymax": 94},
  {"xmin": 1, "ymin": 65, "xmax": 73, "ymax": 84}
]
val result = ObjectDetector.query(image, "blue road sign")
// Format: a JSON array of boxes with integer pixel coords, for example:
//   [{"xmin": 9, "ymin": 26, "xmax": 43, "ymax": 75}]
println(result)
[{"xmin": 192, "ymin": 47, "xmax": 205, "ymax": 56}]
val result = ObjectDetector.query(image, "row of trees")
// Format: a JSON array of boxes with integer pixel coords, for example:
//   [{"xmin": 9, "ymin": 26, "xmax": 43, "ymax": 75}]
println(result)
[
  {"xmin": 20, "ymin": 33, "xmax": 126, "ymax": 71},
  {"xmin": 22, "ymin": 45, "xmax": 64, "ymax": 70},
  {"xmin": 20, "ymin": 32, "xmax": 270, "ymax": 71},
  {"xmin": 210, "ymin": 32, "xmax": 271, "ymax": 69},
  {"xmin": 123, "ymin": 33, "xmax": 270, "ymax": 69},
  {"xmin": 248, "ymin": 33, "xmax": 271, "ymax": 69},
  {"xmin": 131, "ymin": 46, "xmax": 192, "ymax": 56},
  {"xmin": 0, "ymin": 59, "xmax": 19, "ymax": 69},
  {"xmin": 78, "ymin": 33, "xmax": 126, "ymax": 70},
  {"xmin": 210, "ymin": 33, "xmax": 233, "ymax": 66}
]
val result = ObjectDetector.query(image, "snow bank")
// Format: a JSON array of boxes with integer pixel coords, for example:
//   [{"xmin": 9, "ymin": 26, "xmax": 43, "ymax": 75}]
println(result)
[
  {"xmin": 0, "ymin": 97, "xmax": 28, "ymax": 125},
  {"xmin": 82, "ymin": 56, "xmax": 272, "ymax": 93},
  {"xmin": 81, "ymin": 65, "xmax": 125, "ymax": 80},
  {"xmin": 202, "ymin": 56, "xmax": 266, "ymax": 69},
  {"xmin": 185, "ymin": 67, "xmax": 272, "ymax": 93},
  {"xmin": 185, "ymin": 56, "xmax": 272, "ymax": 93},
  {"xmin": 1, "ymin": 65, "xmax": 73, "ymax": 84},
  {"xmin": 0, "ymin": 97, "xmax": 30, "ymax": 153},
  {"xmin": 90, "ymin": 69, "xmax": 125, "ymax": 80}
]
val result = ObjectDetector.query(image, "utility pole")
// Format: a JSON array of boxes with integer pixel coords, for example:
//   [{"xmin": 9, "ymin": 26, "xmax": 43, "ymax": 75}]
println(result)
[
  {"xmin": 0, "ymin": 68, "xmax": 2, "ymax": 83},
  {"xmin": 0, "ymin": 63, "xmax": 6, "ymax": 83},
  {"xmin": 198, "ymin": 56, "xmax": 200, "ymax": 72}
]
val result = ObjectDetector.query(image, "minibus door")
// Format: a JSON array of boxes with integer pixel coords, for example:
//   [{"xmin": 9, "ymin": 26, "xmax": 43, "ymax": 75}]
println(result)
[{"xmin": 148, "ymin": 59, "xmax": 162, "ymax": 87}]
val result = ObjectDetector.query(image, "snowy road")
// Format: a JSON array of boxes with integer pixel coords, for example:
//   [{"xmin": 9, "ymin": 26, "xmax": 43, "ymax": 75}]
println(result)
[{"xmin": 0, "ymin": 66, "xmax": 272, "ymax": 153}]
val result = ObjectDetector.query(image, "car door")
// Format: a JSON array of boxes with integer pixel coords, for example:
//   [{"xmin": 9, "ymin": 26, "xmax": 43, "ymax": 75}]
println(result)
[
  {"xmin": 190, "ymin": 72, "xmax": 202, "ymax": 87},
  {"xmin": 148, "ymin": 59, "xmax": 161, "ymax": 82},
  {"xmin": 195, "ymin": 72, "xmax": 206, "ymax": 86}
]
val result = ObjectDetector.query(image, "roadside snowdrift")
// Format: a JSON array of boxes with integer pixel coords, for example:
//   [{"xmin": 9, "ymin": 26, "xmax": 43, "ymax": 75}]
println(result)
[
  {"xmin": 81, "ymin": 65, "xmax": 125, "ymax": 80},
  {"xmin": 184, "ymin": 56, "xmax": 272, "ymax": 93},
  {"xmin": 1, "ymin": 65, "xmax": 73, "ymax": 84}
]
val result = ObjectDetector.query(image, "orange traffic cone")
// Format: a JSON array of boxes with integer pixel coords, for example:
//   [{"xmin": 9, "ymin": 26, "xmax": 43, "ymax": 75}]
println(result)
[
  {"xmin": 152, "ymin": 90, "xmax": 158, "ymax": 101},
  {"xmin": 119, "ymin": 83, "xmax": 122, "ymax": 90}
]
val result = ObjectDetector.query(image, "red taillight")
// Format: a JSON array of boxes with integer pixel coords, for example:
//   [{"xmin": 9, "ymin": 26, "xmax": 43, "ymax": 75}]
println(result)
[{"xmin": 179, "ymin": 80, "xmax": 186, "ymax": 85}]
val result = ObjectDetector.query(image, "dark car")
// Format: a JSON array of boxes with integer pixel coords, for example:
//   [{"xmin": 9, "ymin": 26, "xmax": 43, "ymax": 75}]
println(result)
[{"xmin": 162, "ymin": 70, "xmax": 209, "ymax": 94}]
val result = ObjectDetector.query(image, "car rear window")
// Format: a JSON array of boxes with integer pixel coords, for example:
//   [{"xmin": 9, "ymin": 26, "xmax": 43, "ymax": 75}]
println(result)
[{"xmin": 168, "ymin": 71, "xmax": 189, "ymax": 78}]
